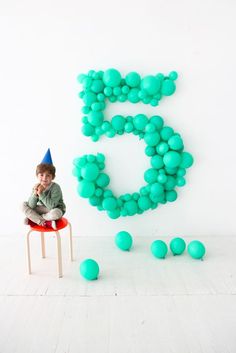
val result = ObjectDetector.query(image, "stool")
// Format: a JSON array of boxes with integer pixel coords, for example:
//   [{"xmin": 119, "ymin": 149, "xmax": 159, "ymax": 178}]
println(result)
[{"xmin": 26, "ymin": 217, "xmax": 73, "ymax": 278}]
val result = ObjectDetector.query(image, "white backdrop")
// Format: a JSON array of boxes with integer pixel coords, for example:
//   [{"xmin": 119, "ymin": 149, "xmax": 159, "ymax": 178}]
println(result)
[{"xmin": 1, "ymin": 0, "xmax": 236, "ymax": 236}]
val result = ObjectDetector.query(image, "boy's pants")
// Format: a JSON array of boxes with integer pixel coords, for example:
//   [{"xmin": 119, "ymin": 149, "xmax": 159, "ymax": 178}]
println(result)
[{"xmin": 22, "ymin": 202, "xmax": 63, "ymax": 225}]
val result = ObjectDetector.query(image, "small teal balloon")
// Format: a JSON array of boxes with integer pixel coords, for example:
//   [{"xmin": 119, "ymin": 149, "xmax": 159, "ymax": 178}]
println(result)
[
  {"xmin": 187, "ymin": 240, "xmax": 206, "ymax": 259},
  {"xmin": 80, "ymin": 259, "xmax": 99, "ymax": 280},
  {"xmin": 170, "ymin": 237, "xmax": 186, "ymax": 255},
  {"xmin": 151, "ymin": 240, "xmax": 168, "ymax": 259},
  {"xmin": 115, "ymin": 231, "xmax": 133, "ymax": 251}
]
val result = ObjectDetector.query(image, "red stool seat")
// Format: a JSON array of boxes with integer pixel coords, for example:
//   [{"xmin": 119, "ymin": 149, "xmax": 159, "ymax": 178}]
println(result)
[{"xmin": 30, "ymin": 217, "xmax": 68, "ymax": 232}]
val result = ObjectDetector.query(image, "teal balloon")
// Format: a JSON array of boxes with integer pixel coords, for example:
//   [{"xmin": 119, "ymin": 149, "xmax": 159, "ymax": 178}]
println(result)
[
  {"xmin": 124, "ymin": 200, "xmax": 138, "ymax": 216},
  {"xmin": 163, "ymin": 151, "xmax": 181, "ymax": 168},
  {"xmin": 150, "ymin": 182, "xmax": 164, "ymax": 196},
  {"xmin": 144, "ymin": 168, "xmax": 158, "ymax": 183},
  {"xmin": 128, "ymin": 88, "xmax": 140, "ymax": 103},
  {"xmin": 144, "ymin": 131, "xmax": 160, "ymax": 146},
  {"xmin": 138, "ymin": 196, "xmax": 152, "ymax": 210},
  {"xmin": 88, "ymin": 111, "xmax": 104, "ymax": 127},
  {"xmin": 151, "ymin": 240, "xmax": 168, "ymax": 259},
  {"xmin": 141, "ymin": 75, "xmax": 161, "ymax": 95},
  {"xmin": 81, "ymin": 163, "xmax": 99, "ymax": 181},
  {"xmin": 107, "ymin": 208, "xmax": 120, "ymax": 219},
  {"xmin": 187, "ymin": 240, "xmax": 206, "ymax": 259},
  {"xmin": 96, "ymin": 173, "xmax": 110, "ymax": 187},
  {"xmin": 91, "ymin": 79, "xmax": 104, "ymax": 93},
  {"xmin": 151, "ymin": 155, "xmax": 164, "ymax": 169},
  {"xmin": 166, "ymin": 190, "xmax": 177, "ymax": 202},
  {"xmin": 78, "ymin": 180, "xmax": 95, "ymax": 198},
  {"xmin": 170, "ymin": 237, "xmax": 186, "ymax": 255},
  {"xmin": 180, "ymin": 152, "xmax": 194, "ymax": 168},
  {"xmin": 102, "ymin": 197, "xmax": 117, "ymax": 211},
  {"xmin": 133, "ymin": 114, "xmax": 148, "ymax": 130},
  {"xmin": 168, "ymin": 135, "xmax": 183, "ymax": 150},
  {"xmin": 156, "ymin": 142, "xmax": 169, "ymax": 155},
  {"xmin": 115, "ymin": 231, "xmax": 133, "ymax": 251},
  {"xmin": 103, "ymin": 68, "xmax": 121, "ymax": 87},
  {"xmin": 150, "ymin": 115, "xmax": 164, "ymax": 130},
  {"xmin": 82, "ymin": 123, "xmax": 95, "ymax": 137},
  {"xmin": 111, "ymin": 115, "xmax": 126, "ymax": 131},
  {"xmin": 125, "ymin": 72, "xmax": 141, "ymax": 87},
  {"xmin": 160, "ymin": 126, "xmax": 174, "ymax": 141},
  {"xmin": 161, "ymin": 79, "xmax": 176, "ymax": 96},
  {"xmin": 83, "ymin": 92, "xmax": 97, "ymax": 106},
  {"xmin": 80, "ymin": 259, "xmax": 99, "ymax": 280}
]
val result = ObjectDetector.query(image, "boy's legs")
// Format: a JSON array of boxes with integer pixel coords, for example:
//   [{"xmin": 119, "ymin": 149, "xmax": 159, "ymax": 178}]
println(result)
[
  {"xmin": 41, "ymin": 208, "xmax": 63, "ymax": 221},
  {"xmin": 22, "ymin": 202, "xmax": 48, "ymax": 225}
]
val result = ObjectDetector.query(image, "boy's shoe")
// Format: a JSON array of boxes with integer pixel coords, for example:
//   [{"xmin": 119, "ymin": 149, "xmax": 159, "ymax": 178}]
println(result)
[
  {"xmin": 24, "ymin": 218, "xmax": 37, "ymax": 227},
  {"xmin": 43, "ymin": 220, "xmax": 57, "ymax": 230}
]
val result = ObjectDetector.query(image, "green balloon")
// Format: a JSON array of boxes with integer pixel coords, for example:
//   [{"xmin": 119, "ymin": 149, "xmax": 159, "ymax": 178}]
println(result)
[
  {"xmin": 180, "ymin": 152, "xmax": 194, "ymax": 168},
  {"xmin": 83, "ymin": 92, "xmax": 97, "ymax": 106},
  {"xmin": 160, "ymin": 126, "xmax": 174, "ymax": 141},
  {"xmin": 133, "ymin": 114, "xmax": 148, "ymax": 130},
  {"xmin": 125, "ymin": 72, "xmax": 141, "ymax": 87},
  {"xmin": 102, "ymin": 197, "xmax": 117, "ymax": 211},
  {"xmin": 96, "ymin": 173, "xmax": 110, "ymax": 187},
  {"xmin": 103, "ymin": 68, "xmax": 121, "ymax": 87},
  {"xmin": 128, "ymin": 88, "xmax": 140, "ymax": 103},
  {"xmin": 88, "ymin": 111, "xmax": 104, "ymax": 127},
  {"xmin": 107, "ymin": 208, "xmax": 120, "ymax": 219},
  {"xmin": 141, "ymin": 75, "xmax": 161, "ymax": 95},
  {"xmin": 144, "ymin": 168, "xmax": 158, "ymax": 183},
  {"xmin": 78, "ymin": 180, "xmax": 95, "ymax": 198},
  {"xmin": 82, "ymin": 123, "xmax": 94, "ymax": 137},
  {"xmin": 187, "ymin": 240, "xmax": 206, "ymax": 259},
  {"xmin": 166, "ymin": 190, "xmax": 177, "ymax": 202},
  {"xmin": 150, "ymin": 115, "xmax": 164, "ymax": 130},
  {"xmin": 151, "ymin": 155, "xmax": 164, "ymax": 169},
  {"xmin": 161, "ymin": 79, "xmax": 176, "ymax": 96},
  {"xmin": 91, "ymin": 79, "xmax": 104, "ymax": 93},
  {"xmin": 156, "ymin": 142, "xmax": 169, "ymax": 155},
  {"xmin": 163, "ymin": 151, "xmax": 181, "ymax": 168},
  {"xmin": 81, "ymin": 163, "xmax": 99, "ymax": 181},
  {"xmin": 124, "ymin": 200, "xmax": 138, "ymax": 216},
  {"xmin": 115, "ymin": 231, "xmax": 133, "ymax": 251},
  {"xmin": 151, "ymin": 240, "xmax": 168, "ymax": 259},
  {"xmin": 144, "ymin": 131, "xmax": 160, "ymax": 147},
  {"xmin": 80, "ymin": 259, "xmax": 99, "ymax": 280},
  {"xmin": 170, "ymin": 237, "xmax": 186, "ymax": 255},
  {"xmin": 111, "ymin": 115, "xmax": 126, "ymax": 131},
  {"xmin": 150, "ymin": 182, "xmax": 164, "ymax": 196},
  {"xmin": 168, "ymin": 135, "xmax": 183, "ymax": 150},
  {"xmin": 138, "ymin": 196, "xmax": 152, "ymax": 210}
]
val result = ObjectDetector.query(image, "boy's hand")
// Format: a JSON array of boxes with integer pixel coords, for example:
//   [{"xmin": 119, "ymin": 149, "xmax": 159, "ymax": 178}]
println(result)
[
  {"xmin": 37, "ymin": 184, "xmax": 45, "ymax": 195},
  {"xmin": 33, "ymin": 183, "xmax": 40, "ymax": 196}
]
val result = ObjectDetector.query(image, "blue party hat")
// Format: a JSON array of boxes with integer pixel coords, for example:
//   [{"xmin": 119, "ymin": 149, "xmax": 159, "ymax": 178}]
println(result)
[{"xmin": 41, "ymin": 148, "xmax": 53, "ymax": 164}]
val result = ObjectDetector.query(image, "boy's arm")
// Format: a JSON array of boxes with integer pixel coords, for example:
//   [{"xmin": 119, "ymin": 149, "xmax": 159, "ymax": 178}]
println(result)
[
  {"xmin": 38, "ymin": 184, "xmax": 62, "ymax": 210},
  {"xmin": 28, "ymin": 193, "xmax": 39, "ymax": 209}
]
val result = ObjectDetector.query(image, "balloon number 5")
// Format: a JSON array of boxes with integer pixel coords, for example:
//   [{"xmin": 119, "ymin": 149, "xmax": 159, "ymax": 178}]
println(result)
[{"xmin": 73, "ymin": 69, "xmax": 194, "ymax": 219}]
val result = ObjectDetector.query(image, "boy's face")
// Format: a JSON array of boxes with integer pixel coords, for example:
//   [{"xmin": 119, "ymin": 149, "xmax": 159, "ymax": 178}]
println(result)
[{"xmin": 37, "ymin": 172, "xmax": 54, "ymax": 188}]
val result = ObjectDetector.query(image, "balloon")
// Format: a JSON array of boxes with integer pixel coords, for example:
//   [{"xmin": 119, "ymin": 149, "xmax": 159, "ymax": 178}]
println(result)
[
  {"xmin": 80, "ymin": 259, "xmax": 99, "ymax": 280},
  {"xmin": 187, "ymin": 240, "xmax": 206, "ymax": 259},
  {"xmin": 73, "ymin": 69, "xmax": 194, "ymax": 218},
  {"xmin": 103, "ymin": 68, "xmax": 121, "ymax": 87},
  {"xmin": 151, "ymin": 240, "xmax": 168, "ymax": 259},
  {"xmin": 125, "ymin": 72, "xmax": 141, "ymax": 87},
  {"xmin": 115, "ymin": 231, "xmax": 133, "ymax": 251},
  {"xmin": 170, "ymin": 237, "xmax": 186, "ymax": 255}
]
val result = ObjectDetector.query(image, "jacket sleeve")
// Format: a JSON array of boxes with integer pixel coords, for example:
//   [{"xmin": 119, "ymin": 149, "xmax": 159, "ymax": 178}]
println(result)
[
  {"xmin": 28, "ymin": 193, "xmax": 39, "ymax": 209},
  {"xmin": 38, "ymin": 184, "xmax": 62, "ymax": 210}
]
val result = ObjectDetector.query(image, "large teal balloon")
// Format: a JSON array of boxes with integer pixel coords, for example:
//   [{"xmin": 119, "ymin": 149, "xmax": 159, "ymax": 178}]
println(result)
[
  {"xmin": 102, "ymin": 197, "xmax": 117, "ymax": 211},
  {"xmin": 125, "ymin": 72, "xmax": 141, "ymax": 87},
  {"xmin": 115, "ymin": 231, "xmax": 133, "ymax": 251},
  {"xmin": 161, "ymin": 79, "xmax": 176, "ymax": 96},
  {"xmin": 187, "ymin": 240, "xmax": 206, "ymax": 259},
  {"xmin": 151, "ymin": 240, "xmax": 168, "ymax": 259},
  {"xmin": 103, "ymin": 68, "xmax": 121, "ymax": 87},
  {"xmin": 180, "ymin": 152, "xmax": 194, "ymax": 168},
  {"xmin": 80, "ymin": 259, "xmax": 99, "ymax": 280},
  {"xmin": 81, "ymin": 163, "xmax": 99, "ymax": 181},
  {"xmin": 78, "ymin": 180, "xmax": 95, "ymax": 198},
  {"xmin": 141, "ymin": 75, "xmax": 161, "ymax": 95},
  {"xmin": 163, "ymin": 151, "xmax": 181, "ymax": 168},
  {"xmin": 170, "ymin": 237, "xmax": 186, "ymax": 255}
]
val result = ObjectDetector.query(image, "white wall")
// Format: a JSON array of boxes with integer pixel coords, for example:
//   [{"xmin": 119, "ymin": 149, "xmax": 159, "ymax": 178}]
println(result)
[{"xmin": 1, "ymin": 0, "xmax": 236, "ymax": 237}]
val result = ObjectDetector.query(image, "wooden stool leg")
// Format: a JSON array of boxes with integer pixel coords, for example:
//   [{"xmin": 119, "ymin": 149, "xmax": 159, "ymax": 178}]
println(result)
[
  {"xmin": 41, "ymin": 232, "xmax": 46, "ymax": 258},
  {"xmin": 26, "ymin": 229, "xmax": 33, "ymax": 274},
  {"xmin": 68, "ymin": 222, "xmax": 73, "ymax": 261},
  {"xmin": 55, "ymin": 231, "xmax": 63, "ymax": 278}
]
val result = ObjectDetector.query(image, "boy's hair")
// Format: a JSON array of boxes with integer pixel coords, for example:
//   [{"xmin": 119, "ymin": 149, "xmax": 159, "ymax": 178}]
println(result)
[{"xmin": 36, "ymin": 163, "xmax": 56, "ymax": 178}]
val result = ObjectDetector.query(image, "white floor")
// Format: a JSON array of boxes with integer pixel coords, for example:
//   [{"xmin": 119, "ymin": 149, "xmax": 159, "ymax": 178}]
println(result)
[{"xmin": 0, "ymin": 232, "xmax": 236, "ymax": 353}]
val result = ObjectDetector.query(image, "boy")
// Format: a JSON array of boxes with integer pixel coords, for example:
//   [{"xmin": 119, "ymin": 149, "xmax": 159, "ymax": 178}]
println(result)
[{"xmin": 22, "ymin": 149, "xmax": 66, "ymax": 230}]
